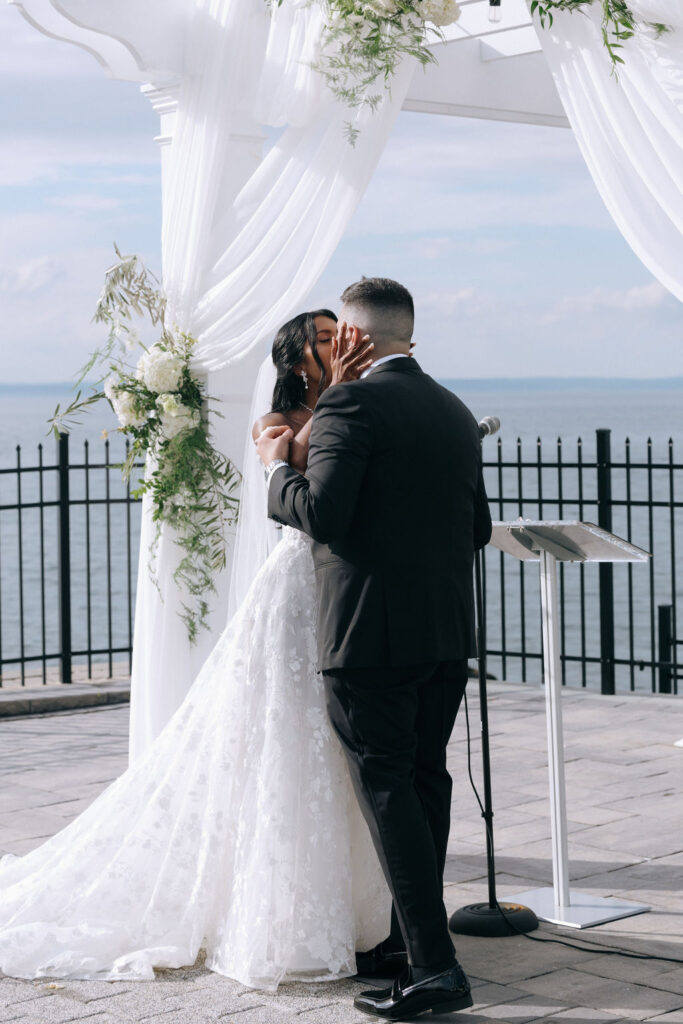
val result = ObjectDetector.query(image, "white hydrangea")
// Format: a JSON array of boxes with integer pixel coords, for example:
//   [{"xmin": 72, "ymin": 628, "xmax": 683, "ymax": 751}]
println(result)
[
  {"xmin": 361, "ymin": 0, "xmax": 400, "ymax": 16},
  {"xmin": 136, "ymin": 346, "xmax": 184, "ymax": 394},
  {"xmin": 112, "ymin": 390, "xmax": 147, "ymax": 429},
  {"xmin": 103, "ymin": 375, "xmax": 118, "ymax": 402},
  {"xmin": 157, "ymin": 392, "xmax": 183, "ymax": 416},
  {"xmin": 157, "ymin": 395, "xmax": 200, "ymax": 441},
  {"xmin": 418, "ymin": 0, "xmax": 461, "ymax": 26}
]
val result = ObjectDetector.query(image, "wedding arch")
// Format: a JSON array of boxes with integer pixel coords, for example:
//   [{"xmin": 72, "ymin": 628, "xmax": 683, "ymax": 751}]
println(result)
[{"xmin": 10, "ymin": 0, "xmax": 682, "ymax": 761}]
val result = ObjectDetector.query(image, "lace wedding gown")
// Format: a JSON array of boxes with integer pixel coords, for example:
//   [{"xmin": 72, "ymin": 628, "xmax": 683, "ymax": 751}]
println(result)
[{"xmin": 0, "ymin": 526, "xmax": 390, "ymax": 990}]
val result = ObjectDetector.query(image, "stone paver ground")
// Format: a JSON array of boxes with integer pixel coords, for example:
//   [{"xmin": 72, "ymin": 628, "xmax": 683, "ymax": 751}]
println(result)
[{"xmin": 0, "ymin": 681, "xmax": 682, "ymax": 1024}]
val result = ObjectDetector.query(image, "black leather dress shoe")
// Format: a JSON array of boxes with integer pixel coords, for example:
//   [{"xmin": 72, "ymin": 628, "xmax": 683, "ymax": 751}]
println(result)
[
  {"xmin": 356, "ymin": 941, "xmax": 408, "ymax": 979},
  {"xmin": 354, "ymin": 961, "xmax": 473, "ymax": 1019}
]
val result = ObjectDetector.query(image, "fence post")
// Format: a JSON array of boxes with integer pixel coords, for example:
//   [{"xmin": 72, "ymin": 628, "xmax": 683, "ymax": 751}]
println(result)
[
  {"xmin": 596, "ymin": 429, "xmax": 615, "ymax": 695},
  {"xmin": 658, "ymin": 604, "xmax": 673, "ymax": 694},
  {"xmin": 57, "ymin": 432, "xmax": 72, "ymax": 684}
]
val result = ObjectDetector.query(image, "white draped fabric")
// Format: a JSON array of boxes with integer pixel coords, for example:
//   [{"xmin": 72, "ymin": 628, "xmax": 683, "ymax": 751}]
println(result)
[
  {"xmin": 128, "ymin": 0, "xmax": 416, "ymax": 762},
  {"xmin": 537, "ymin": 0, "xmax": 683, "ymax": 301}
]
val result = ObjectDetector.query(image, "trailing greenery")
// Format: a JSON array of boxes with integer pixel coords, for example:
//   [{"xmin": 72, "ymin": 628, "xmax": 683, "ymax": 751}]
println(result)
[
  {"xmin": 268, "ymin": 0, "xmax": 462, "ymax": 142},
  {"xmin": 312, "ymin": 0, "xmax": 448, "ymax": 134},
  {"xmin": 265, "ymin": 0, "xmax": 673, "ymax": 138},
  {"xmin": 530, "ymin": 0, "xmax": 671, "ymax": 70},
  {"xmin": 48, "ymin": 245, "xmax": 240, "ymax": 645}
]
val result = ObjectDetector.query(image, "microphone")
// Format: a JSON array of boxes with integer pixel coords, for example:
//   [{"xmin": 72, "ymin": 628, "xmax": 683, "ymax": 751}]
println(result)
[{"xmin": 478, "ymin": 416, "xmax": 500, "ymax": 439}]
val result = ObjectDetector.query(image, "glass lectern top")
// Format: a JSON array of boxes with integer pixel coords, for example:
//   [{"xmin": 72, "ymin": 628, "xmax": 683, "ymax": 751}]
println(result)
[{"xmin": 489, "ymin": 520, "xmax": 650, "ymax": 563}]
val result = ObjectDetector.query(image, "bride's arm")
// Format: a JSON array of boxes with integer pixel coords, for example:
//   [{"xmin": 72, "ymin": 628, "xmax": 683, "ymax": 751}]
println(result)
[
  {"xmin": 289, "ymin": 419, "xmax": 313, "ymax": 474},
  {"xmin": 252, "ymin": 413, "xmax": 311, "ymax": 474}
]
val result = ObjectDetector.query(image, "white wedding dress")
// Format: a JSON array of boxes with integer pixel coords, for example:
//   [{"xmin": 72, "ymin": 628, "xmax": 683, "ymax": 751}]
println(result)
[{"xmin": 0, "ymin": 525, "xmax": 390, "ymax": 990}]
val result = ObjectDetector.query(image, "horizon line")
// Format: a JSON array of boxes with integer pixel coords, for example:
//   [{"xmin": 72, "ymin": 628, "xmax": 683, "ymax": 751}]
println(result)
[{"xmin": 3, "ymin": 376, "xmax": 683, "ymax": 390}]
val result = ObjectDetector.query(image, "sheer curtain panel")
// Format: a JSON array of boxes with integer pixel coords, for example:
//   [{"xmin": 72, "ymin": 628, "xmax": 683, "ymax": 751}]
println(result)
[{"xmin": 537, "ymin": 0, "xmax": 683, "ymax": 300}]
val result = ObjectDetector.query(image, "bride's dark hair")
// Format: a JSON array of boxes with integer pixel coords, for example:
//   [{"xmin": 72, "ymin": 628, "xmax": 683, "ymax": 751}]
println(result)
[{"xmin": 271, "ymin": 309, "xmax": 337, "ymax": 414}]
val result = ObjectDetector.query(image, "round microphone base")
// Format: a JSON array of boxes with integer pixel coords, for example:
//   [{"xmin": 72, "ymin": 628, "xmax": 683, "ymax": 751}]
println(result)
[{"xmin": 449, "ymin": 901, "xmax": 538, "ymax": 938}]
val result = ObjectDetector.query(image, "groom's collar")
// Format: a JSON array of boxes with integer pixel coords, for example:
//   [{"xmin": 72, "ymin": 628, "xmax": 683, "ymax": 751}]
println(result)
[
  {"xmin": 362, "ymin": 355, "xmax": 423, "ymax": 380},
  {"xmin": 361, "ymin": 352, "xmax": 409, "ymax": 379}
]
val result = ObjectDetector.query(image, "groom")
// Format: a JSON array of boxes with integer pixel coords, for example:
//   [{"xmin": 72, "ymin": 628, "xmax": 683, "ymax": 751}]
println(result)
[{"xmin": 257, "ymin": 277, "xmax": 492, "ymax": 1019}]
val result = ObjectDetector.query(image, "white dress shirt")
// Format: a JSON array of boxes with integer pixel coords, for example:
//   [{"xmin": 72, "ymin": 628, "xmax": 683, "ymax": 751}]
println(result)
[{"xmin": 360, "ymin": 352, "xmax": 409, "ymax": 380}]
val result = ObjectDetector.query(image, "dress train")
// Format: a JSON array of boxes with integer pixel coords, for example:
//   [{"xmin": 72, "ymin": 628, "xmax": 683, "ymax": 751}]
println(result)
[{"xmin": 0, "ymin": 527, "xmax": 390, "ymax": 990}]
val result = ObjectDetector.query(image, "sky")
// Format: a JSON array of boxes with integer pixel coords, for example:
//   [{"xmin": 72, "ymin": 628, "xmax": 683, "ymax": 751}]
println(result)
[{"xmin": 0, "ymin": 3, "xmax": 681, "ymax": 383}]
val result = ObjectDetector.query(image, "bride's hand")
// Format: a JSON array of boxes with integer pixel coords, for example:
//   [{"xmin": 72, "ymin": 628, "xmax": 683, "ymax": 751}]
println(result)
[{"xmin": 327, "ymin": 322, "xmax": 373, "ymax": 388}]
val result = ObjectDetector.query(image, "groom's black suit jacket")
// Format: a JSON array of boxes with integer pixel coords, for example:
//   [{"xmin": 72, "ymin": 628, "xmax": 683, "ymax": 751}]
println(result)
[{"xmin": 267, "ymin": 357, "xmax": 492, "ymax": 671}]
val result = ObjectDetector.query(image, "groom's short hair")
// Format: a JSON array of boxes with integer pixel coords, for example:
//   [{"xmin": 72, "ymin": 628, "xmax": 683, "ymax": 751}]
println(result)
[{"xmin": 340, "ymin": 277, "xmax": 414, "ymax": 347}]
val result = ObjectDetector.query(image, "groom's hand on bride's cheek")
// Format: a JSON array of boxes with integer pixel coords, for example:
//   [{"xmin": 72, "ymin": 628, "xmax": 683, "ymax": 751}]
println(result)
[{"xmin": 256, "ymin": 425, "xmax": 293, "ymax": 466}]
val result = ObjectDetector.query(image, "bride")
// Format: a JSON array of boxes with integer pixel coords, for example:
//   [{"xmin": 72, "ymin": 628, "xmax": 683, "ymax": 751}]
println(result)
[{"xmin": 0, "ymin": 309, "xmax": 390, "ymax": 992}]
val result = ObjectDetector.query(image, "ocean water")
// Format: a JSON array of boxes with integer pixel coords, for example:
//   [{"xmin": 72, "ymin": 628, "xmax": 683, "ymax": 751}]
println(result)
[{"xmin": 1, "ymin": 380, "xmax": 682, "ymax": 690}]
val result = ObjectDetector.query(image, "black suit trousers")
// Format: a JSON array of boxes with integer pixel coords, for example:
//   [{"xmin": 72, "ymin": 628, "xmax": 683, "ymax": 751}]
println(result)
[{"xmin": 323, "ymin": 659, "xmax": 468, "ymax": 969}]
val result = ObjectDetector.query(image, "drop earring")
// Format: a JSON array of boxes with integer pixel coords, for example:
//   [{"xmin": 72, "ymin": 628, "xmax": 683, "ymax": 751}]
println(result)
[{"xmin": 300, "ymin": 371, "xmax": 309, "ymax": 390}]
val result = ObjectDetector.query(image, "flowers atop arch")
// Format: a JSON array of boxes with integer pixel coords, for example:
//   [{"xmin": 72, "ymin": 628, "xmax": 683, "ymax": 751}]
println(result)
[{"xmin": 288, "ymin": 0, "xmax": 671, "ymax": 141}]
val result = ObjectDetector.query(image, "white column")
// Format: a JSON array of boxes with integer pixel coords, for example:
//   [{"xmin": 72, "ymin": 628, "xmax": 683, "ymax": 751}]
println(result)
[{"xmin": 141, "ymin": 82, "xmax": 181, "ymax": 205}]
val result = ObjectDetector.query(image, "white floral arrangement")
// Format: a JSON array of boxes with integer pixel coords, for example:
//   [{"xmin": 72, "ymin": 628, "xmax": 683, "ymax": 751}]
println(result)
[
  {"xmin": 283, "ymin": 0, "xmax": 462, "ymax": 141},
  {"xmin": 49, "ymin": 246, "xmax": 239, "ymax": 645},
  {"xmin": 274, "ymin": 0, "xmax": 671, "ymax": 141}
]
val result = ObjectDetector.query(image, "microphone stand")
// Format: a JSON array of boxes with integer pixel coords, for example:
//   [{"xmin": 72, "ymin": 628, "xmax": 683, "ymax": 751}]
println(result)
[{"xmin": 449, "ymin": 446, "xmax": 538, "ymax": 938}]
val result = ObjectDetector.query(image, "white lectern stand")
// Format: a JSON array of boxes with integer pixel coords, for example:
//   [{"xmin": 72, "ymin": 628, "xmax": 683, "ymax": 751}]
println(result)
[{"xmin": 490, "ymin": 520, "xmax": 651, "ymax": 928}]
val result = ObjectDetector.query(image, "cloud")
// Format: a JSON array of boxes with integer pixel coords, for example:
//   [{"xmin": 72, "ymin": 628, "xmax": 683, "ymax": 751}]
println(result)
[
  {"xmin": 414, "ymin": 237, "xmax": 454, "ymax": 260},
  {"xmin": 544, "ymin": 281, "xmax": 670, "ymax": 323},
  {"xmin": 49, "ymin": 194, "xmax": 125, "ymax": 214},
  {"xmin": 0, "ymin": 255, "xmax": 65, "ymax": 295},
  {"xmin": 343, "ymin": 112, "xmax": 615, "ymax": 239},
  {"xmin": 420, "ymin": 287, "xmax": 478, "ymax": 315}
]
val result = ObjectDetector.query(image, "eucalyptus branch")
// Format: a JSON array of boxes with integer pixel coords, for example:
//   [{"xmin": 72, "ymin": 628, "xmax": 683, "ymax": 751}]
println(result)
[{"xmin": 529, "ymin": 0, "xmax": 672, "ymax": 72}]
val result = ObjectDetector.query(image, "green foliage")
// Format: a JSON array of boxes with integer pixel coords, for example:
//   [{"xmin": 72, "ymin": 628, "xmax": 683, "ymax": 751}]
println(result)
[
  {"xmin": 311, "ymin": 0, "xmax": 438, "ymax": 118},
  {"xmin": 47, "ymin": 245, "xmax": 240, "ymax": 645},
  {"xmin": 48, "ymin": 389, "xmax": 105, "ymax": 442},
  {"xmin": 530, "ymin": 0, "xmax": 672, "ymax": 72},
  {"xmin": 290, "ymin": 0, "xmax": 675, "ymax": 129}
]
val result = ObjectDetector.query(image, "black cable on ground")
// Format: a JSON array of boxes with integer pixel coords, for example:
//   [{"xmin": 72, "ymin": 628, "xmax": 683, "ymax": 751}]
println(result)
[{"xmin": 461, "ymin": 689, "xmax": 683, "ymax": 967}]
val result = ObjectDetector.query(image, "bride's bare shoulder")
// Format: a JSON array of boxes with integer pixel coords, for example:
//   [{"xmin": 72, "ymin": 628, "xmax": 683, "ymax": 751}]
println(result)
[{"xmin": 252, "ymin": 412, "xmax": 290, "ymax": 442}]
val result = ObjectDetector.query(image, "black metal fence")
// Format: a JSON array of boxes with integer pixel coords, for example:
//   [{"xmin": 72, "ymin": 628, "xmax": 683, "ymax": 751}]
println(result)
[
  {"xmin": 0, "ymin": 428, "xmax": 680, "ymax": 694},
  {"xmin": 0, "ymin": 434, "xmax": 143, "ymax": 686},
  {"xmin": 481, "ymin": 429, "xmax": 681, "ymax": 695}
]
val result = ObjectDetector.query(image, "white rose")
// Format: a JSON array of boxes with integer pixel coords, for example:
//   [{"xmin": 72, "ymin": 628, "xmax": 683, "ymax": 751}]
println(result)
[
  {"xmin": 135, "ymin": 346, "xmax": 184, "ymax": 394},
  {"xmin": 156, "ymin": 392, "xmax": 183, "ymax": 416},
  {"xmin": 158, "ymin": 402, "xmax": 200, "ymax": 441},
  {"xmin": 103, "ymin": 375, "xmax": 118, "ymax": 402},
  {"xmin": 418, "ymin": 0, "xmax": 461, "ymax": 25},
  {"xmin": 362, "ymin": 0, "xmax": 399, "ymax": 15},
  {"xmin": 112, "ymin": 390, "xmax": 147, "ymax": 429}
]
